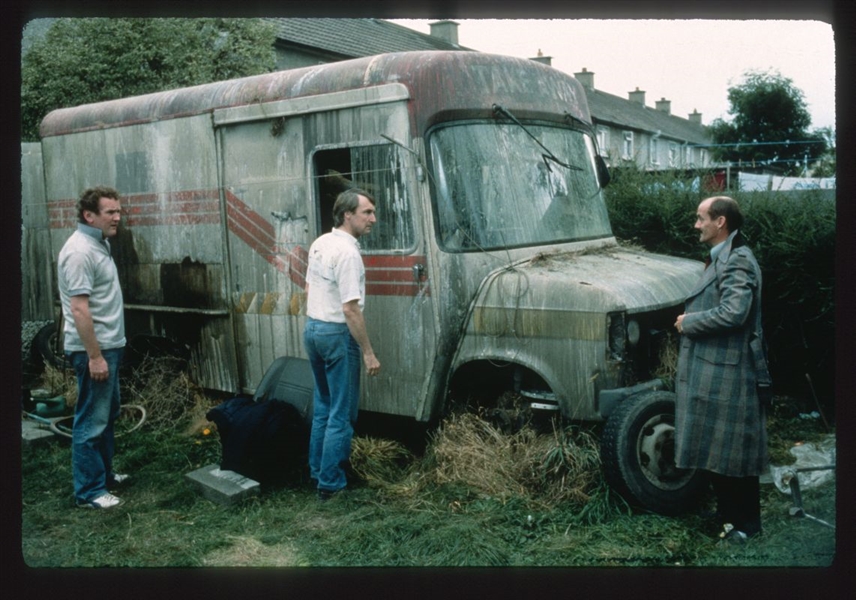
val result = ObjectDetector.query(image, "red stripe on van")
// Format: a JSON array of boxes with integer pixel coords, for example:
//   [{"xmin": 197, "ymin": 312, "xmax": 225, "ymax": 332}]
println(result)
[
  {"xmin": 367, "ymin": 282, "xmax": 431, "ymax": 297},
  {"xmin": 48, "ymin": 189, "xmax": 428, "ymax": 298},
  {"xmin": 225, "ymin": 190, "xmax": 309, "ymax": 288},
  {"xmin": 47, "ymin": 199, "xmax": 78, "ymax": 229},
  {"xmin": 47, "ymin": 191, "xmax": 221, "ymax": 229}
]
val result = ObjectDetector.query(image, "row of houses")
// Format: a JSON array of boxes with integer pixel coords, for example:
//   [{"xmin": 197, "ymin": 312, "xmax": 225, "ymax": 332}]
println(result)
[{"xmin": 269, "ymin": 18, "xmax": 714, "ymax": 172}]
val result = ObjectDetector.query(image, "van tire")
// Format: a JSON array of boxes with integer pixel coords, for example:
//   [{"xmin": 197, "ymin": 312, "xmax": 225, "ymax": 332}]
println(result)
[
  {"xmin": 600, "ymin": 390, "xmax": 707, "ymax": 515},
  {"xmin": 31, "ymin": 323, "xmax": 68, "ymax": 369}
]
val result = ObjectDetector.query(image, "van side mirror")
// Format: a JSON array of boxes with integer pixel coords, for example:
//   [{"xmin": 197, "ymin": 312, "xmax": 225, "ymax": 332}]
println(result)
[{"xmin": 596, "ymin": 155, "xmax": 611, "ymax": 188}]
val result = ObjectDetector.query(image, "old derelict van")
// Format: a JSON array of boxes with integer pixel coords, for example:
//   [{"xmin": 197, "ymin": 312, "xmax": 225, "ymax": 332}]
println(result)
[{"xmin": 34, "ymin": 51, "xmax": 705, "ymax": 513}]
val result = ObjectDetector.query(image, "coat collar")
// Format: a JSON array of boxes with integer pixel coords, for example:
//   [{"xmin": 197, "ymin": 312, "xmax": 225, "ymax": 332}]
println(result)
[{"xmin": 687, "ymin": 230, "xmax": 741, "ymax": 298}]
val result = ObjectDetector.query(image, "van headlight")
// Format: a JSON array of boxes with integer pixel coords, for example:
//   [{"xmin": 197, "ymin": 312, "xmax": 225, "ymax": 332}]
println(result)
[
  {"xmin": 608, "ymin": 313, "xmax": 641, "ymax": 358},
  {"xmin": 608, "ymin": 312, "xmax": 626, "ymax": 360}
]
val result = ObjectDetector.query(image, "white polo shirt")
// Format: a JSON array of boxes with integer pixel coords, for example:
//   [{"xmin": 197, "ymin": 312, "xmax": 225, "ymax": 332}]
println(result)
[
  {"xmin": 305, "ymin": 228, "xmax": 365, "ymax": 323},
  {"xmin": 58, "ymin": 224, "xmax": 126, "ymax": 351}
]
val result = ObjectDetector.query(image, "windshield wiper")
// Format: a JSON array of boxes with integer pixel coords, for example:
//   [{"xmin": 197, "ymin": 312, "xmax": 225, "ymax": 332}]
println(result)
[{"xmin": 492, "ymin": 104, "xmax": 583, "ymax": 172}]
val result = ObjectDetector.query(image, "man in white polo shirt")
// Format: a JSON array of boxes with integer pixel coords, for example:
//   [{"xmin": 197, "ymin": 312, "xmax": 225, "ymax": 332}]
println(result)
[
  {"xmin": 58, "ymin": 186, "xmax": 128, "ymax": 509},
  {"xmin": 304, "ymin": 189, "xmax": 381, "ymax": 501}
]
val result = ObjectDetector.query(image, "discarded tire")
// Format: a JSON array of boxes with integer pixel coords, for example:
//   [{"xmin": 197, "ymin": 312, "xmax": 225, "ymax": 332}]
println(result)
[{"xmin": 30, "ymin": 322, "xmax": 68, "ymax": 369}]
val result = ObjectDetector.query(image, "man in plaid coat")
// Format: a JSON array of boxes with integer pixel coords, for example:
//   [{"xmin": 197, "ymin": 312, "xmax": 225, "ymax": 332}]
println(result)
[{"xmin": 674, "ymin": 196, "xmax": 771, "ymax": 543}]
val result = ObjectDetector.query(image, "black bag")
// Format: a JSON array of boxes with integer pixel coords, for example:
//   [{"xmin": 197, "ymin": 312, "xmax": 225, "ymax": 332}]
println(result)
[{"xmin": 206, "ymin": 397, "xmax": 308, "ymax": 486}]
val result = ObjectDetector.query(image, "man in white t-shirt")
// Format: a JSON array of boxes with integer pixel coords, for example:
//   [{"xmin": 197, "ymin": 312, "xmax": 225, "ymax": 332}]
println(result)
[
  {"xmin": 58, "ymin": 186, "xmax": 128, "ymax": 509},
  {"xmin": 303, "ymin": 189, "xmax": 381, "ymax": 500}
]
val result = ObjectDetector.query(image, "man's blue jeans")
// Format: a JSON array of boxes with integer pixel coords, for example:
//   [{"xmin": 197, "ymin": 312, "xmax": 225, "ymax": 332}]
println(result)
[
  {"xmin": 67, "ymin": 348, "xmax": 124, "ymax": 503},
  {"xmin": 304, "ymin": 318, "xmax": 361, "ymax": 493}
]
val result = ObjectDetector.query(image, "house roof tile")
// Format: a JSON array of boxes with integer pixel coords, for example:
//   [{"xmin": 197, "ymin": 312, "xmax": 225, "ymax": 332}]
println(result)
[
  {"xmin": 267, "ymin": 18, "xmax": 469, "ymax": 58},
  {"xmin": 584, "ymin": 88, "xmax": 709, "ymax": 144}
]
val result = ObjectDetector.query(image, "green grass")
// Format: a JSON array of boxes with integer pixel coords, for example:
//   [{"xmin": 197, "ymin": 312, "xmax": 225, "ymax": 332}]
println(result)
[{"xmin": 21, "ymin": 403, "xmax": 835, "ymax": 568}]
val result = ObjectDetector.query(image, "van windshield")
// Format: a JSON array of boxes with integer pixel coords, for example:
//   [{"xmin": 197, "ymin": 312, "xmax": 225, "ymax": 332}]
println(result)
[{"xmin": 429, "ymin": 122, "xmax": 612, "ymax": 251}]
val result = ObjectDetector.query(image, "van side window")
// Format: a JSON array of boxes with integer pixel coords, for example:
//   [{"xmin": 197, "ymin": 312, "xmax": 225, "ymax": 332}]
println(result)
[{"xmin": 313, "ymin": 144, "xmax": 414, "ymax": 252}]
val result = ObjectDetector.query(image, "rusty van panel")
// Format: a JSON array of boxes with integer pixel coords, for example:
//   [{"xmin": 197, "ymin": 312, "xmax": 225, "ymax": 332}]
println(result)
[
  {"xmin": 475, "ymin": 248, "xmax": 703, "ymax": 317},
  {"xmin": 41, "ymin": 116, "xmax": 218, "ymax": 207},
  {"xmin": 452, "ymin": 247, "xmax": 703, "ymax": 420},
  {"xmin": 40, "ymin": 52, "xmax": 590, "ymax": 139},
  {"xmin": 42, "ymin": 115, "xmax": 226, "ymax": 309},
  {"xmin": 21, "ymin": 143, "xmax": 54, "ymax": 322}
]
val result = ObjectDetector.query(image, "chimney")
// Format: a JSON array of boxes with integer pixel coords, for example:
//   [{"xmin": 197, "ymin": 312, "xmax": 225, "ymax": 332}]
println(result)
[
  {"xmin": 688, "ymin": 109, "xmax": 703, "ymax": 125},
  {"xmin": 575, "ymin": 68, "xmax": 595, "ymax": 90},
  {"xmin": 429, "ymin": 20, "xmax": 459, "ymax": 45},
  {"xmin": 655, "ymin": 97, "xmax": 671, "ymax": 115},
  {"xmin": 628, "ymin": 87, "xmax": 646, "ymax": 105},
  {"xmin": 530, "ymin": 49, "xmax": 552, "ymax": 66}
]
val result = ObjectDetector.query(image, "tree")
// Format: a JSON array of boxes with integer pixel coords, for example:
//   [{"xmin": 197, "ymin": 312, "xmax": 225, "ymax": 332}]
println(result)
[
  {"xmin": 21, "ymin": 18, "xmax": 278, "ymax": 141},
  {"xmin": 810, "ymin": 126, "xmax": 836, "ymax": 178},
  {"xmin": 707, "ymin": 70, "xmax": 828, "ymax": 175}
]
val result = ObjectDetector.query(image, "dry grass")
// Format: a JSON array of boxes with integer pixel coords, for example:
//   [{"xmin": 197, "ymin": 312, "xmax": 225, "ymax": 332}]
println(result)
[
  {"xmin": 201, "ymin": 535, "xmax": 304, "ymax": 567},
  {"xmin": 122, "ymin": 356, "xmax": 212, "ymax": 433},
  {"xmin": 39, "ymin": 363, "xmax": 78, "ymax": 407},
  {"xmin": 349, "ymin": 412, "xmax": 602, "ymax": 509},
  {"xmin": 428, "ymin": 413, "xmax": 602, "ymax": 505},
  {"xmin": 654, "ymin": 331, "xmax": 679, "ymax": 382},
  {"xmin": 350, "ymin": 436, "xmax": 414, "ymax": 487},
  {"xmin": 428, "ymin": 412, "xmax": 538, "ymax": 499},
  {"xmin": 34, "ymin": 355, "xmax": 213, "ymax": 436}
]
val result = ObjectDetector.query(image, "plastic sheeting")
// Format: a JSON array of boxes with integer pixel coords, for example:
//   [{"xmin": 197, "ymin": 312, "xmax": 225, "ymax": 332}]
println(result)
[
  {"xmin": 738, "ymin": 171, "xmax": 836, "ymax": 192},
  {"xmin": 768, "ymin": 434, "xmax": 836, "ymax": 494}
]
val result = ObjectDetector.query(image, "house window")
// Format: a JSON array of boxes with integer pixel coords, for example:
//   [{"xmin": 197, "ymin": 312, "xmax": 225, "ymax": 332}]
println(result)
[
  {"xmin": 622, "ymin": 131, "xmax": 634, "ymax": 160},
  {"xmin": 668, "ymin": 143, "xmax": 678, "ymax": 167},
  {"xmin": 649, "ymin": 138, "xmax": 659, "ymax": 165},
  {"xmin": 684, "ymin": 145, "xmax": 693, "ymax": 166},
  {"xmin": 700, "ymin": 149, "xmax": 709, "ymax": 167},
  {"xmin": 597, "ymin": 126, "xmax": 610, "ymax": 157}
]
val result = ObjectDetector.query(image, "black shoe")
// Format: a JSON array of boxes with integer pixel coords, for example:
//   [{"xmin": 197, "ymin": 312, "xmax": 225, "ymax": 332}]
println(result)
[
  {"xmin": 717, "ymin": 523, "xmax": 752, "ymax": 546},
  {"xmin": 318, "ymin": 489, "xmax": 339, "ymax": 502}
]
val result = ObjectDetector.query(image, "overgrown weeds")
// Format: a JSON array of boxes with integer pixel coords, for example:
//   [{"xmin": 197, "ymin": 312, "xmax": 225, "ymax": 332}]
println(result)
[
  {"xmin": 21, "ymin": 355, "xmax": 835, "ymax": 568},
  {"xmin": 122, "ymin": 354, "xmax": 212, "ymax": 433},
  {"xmin": 38, "ymin": 362, "xmax": 78, "ymax": 407}
]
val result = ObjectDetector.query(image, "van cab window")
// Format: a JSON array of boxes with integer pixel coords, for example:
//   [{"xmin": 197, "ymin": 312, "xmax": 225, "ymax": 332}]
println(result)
[
  {"xmin": 313, "ymin": 144, "xmax": 415, "ymax": 252},
  {"xmin": 429, "ymin": 122, "xmax": 612, "ymax": 251}
]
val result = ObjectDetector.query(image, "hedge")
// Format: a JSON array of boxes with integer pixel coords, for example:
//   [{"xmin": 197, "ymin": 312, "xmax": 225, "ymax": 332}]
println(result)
[{"xmin": 604, "ymin": 167, "xmax": 835, "ymax": 417}]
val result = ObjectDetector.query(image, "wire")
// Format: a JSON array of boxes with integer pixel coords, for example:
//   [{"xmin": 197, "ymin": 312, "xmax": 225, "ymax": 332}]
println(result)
[
  {"xmin": 690, "ymin": 139, "xmax": 827, "ymax": 149},
  {"xmin": 22, "ymin": 405, "xmax": 147, "ymax": 439}
]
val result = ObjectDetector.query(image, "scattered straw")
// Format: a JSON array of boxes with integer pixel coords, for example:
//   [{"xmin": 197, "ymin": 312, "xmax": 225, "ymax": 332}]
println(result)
[
  {"xmin": 420, "ymin": 413, "xmax": 602, "ymax": 506},
  {"xmin": 654, "ymin": 332, "xmax": 679, "ymax": 382},
  {"xmin": 350, "ymin": 437, "xmax": 414, "ymax": 487},
  {"xmin": 122, "ymin": 355, "xmax": 212, "ymax": 433},
  {"xmin": 39, "ymin": 363, "xmax": 78, "ymax": 407}
]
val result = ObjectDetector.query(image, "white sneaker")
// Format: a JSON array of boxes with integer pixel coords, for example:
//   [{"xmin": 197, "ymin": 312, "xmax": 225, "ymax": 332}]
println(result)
[{"xmin": 77, "ymin": 492, "xmax": 122, "ymax": 509}]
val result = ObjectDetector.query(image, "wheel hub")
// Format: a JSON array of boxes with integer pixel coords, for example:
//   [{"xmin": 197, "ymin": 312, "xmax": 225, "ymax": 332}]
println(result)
[{"xmin": 637, "ymin": 416, "xmax": 691, "ymax": 490}]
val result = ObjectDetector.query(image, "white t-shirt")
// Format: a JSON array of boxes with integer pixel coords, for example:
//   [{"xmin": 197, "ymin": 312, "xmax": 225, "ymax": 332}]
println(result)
[
  {"xmin": 58, "ymin": 225, "xmax": 126, "ymax": 351},
  {"xmin": 305, "ymin": 228, "xmax": 365, "ymax": 323}
]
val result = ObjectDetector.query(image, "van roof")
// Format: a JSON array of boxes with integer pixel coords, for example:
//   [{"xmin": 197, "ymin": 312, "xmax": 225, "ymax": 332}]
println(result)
[{"xmin": 40, "ymin": 51, "xmax": 591, "ymax": 138}]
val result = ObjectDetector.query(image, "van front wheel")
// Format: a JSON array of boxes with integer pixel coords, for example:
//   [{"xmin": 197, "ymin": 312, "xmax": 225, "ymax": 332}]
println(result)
[{"xmin": 600, "ymin": 390, "xmax": 707, "ymax": 515}]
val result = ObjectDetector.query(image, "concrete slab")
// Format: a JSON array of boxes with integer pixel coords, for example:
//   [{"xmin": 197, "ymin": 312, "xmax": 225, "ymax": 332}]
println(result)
[
  {"xmin": 185, "ymin": 463, "xmax": 260, "ymax": 506},
  {"xmin": 22, "ymin": 419, "xmax": 57, "ymax": 446}
]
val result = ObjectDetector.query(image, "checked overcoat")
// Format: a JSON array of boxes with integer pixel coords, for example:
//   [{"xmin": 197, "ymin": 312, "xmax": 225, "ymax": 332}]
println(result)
[{"xmin": 674, "ymin": 230, "xmax": 770, "ymax": 477}]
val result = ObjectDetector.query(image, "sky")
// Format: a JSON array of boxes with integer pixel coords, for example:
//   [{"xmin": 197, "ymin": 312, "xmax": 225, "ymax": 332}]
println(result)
[{"xmin": 391, "ymin": 19, "xmax": 836, "ymax": 131}]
